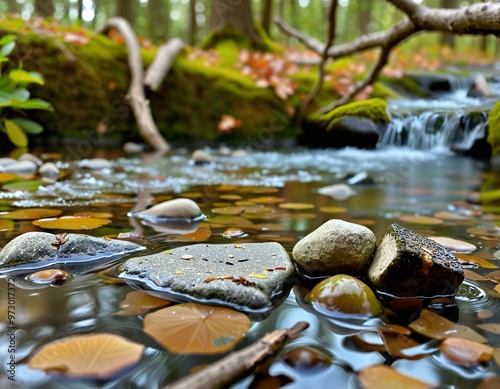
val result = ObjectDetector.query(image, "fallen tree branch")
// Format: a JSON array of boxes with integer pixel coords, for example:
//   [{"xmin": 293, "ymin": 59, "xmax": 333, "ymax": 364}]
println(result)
[
  {"xmin": 144, "ymin": 38, "xmax": 185, "ymax": 92},
  {"xmin": 100, "ymin": 17, "xmax": 170, "ymax": 151},
  {"xmin": 277, "ymin": 1, "xmax": 500, "ymax": 115},
  {"xmin": 164, "ymin": 321, "xmax": 309, "ymax": 389}
]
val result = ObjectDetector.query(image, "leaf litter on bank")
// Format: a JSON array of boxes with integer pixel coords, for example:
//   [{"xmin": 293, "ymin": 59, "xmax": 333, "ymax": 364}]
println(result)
[
  {"xmin": 28, "ymin": 333, "xmax": 144, "ymax": 379},
  {"xmin": 143, "ymin": 303, "xmax": 250, "ymax": 355}
]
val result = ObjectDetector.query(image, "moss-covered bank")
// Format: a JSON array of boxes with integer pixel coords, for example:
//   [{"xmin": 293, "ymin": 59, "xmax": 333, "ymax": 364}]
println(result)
[
  {"xmin": 487, "ymin": 99, "xmax": 500, "ymax": 157},
  {"xmin": 0, "ymin": 17, "xmax": 397, "ymax": 147}
]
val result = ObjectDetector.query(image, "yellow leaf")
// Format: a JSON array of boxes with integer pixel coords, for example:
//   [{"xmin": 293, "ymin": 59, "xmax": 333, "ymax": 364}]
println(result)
[{"xmin": 32, "ymin": 216, "xmax": 111, "ymax": 230}]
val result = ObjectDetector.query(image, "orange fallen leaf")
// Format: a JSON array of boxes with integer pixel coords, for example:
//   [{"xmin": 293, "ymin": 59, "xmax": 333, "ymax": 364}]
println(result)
[
  {"xmin": 144, "ymin": 303, "xmax": 250, "ymax": 355},
  {"xmin": 408, "ymin": 310, "xmax": 457, "ymax": 339},
  {"xmin": 28, "ymin": 333, "xmax": 144, "ymax": 379},
  {"xmin": 0, "ymin": 208, "xmax": 62, "ymax": 220},
  {"xmin": 440, "ymin": 337, "xmax": 493, "ymax": 366},
  {"xmin": 32, "ymin": 216, "xmax": 111, "ymax": 230},
  {"xmin": 358, "ymin": 365, "xmax": 434, "ymax": 389},
  {"xmin": 217, "ymin": 115, "xmax": 242, "ymax": 134},
  {"xmin": 116, "ymin": 290, "xmax": 171, "ymax": 316}
]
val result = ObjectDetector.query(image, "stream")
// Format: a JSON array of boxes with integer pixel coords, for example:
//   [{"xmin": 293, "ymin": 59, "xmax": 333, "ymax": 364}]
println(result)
[{"xmin": 1, "ymin": 84, "xmax": 500, "ymax": 388}]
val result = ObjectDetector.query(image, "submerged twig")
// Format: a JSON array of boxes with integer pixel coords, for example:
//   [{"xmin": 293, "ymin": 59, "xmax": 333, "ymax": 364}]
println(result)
[{"xmin": 164, "ymin": 321, "xmax": 309, "ymax": 389}]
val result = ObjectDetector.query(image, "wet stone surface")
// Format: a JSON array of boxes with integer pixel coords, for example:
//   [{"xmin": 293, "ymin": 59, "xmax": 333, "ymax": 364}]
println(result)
[
  {"xmin": 0, "ymin": 232, "xmax": 145, "ymax": 274},
  {"xmin": 120, "ymin": 242, "xmax": 296, "ymax": 315}
]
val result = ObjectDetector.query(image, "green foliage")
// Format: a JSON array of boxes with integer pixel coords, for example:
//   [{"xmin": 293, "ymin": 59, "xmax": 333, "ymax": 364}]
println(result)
[
  {"xmin": 487, "ymin": 100, "xmax": 500, "ymax": 157},
  {"xmin": 0, "ymin": 34, "xmax": 52, "ymax": 147}
]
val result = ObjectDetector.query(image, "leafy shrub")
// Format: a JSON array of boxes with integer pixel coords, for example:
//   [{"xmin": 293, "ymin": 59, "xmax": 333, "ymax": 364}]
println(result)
[{"xmin": 0, "ymin": 34, "xmax": 52, "ymax": 147}]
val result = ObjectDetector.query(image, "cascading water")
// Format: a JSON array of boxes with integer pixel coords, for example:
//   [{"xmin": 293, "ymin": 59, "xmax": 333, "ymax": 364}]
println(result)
[{"xmin": 378, "ymin": 74, "xmax": 498, "ymax": 152}]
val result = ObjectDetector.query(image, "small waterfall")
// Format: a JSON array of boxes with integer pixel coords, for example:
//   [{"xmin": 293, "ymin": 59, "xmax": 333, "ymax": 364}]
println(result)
[{"xmin": 378, "ymin": 111, "xmax": 489, "ymax": 150}]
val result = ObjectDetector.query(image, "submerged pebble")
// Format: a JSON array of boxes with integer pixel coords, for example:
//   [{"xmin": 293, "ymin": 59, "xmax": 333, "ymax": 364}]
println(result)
[
  {"xmin": 78, "ymin": 158, "xmax": 113, "ymax": 170},
  {"xmin": 318, "ymin": 183, "xmax": 355, "ymax": 200},
  {"xmin": 130, "ymin": 198, "xmax": 204, "ymax": 222},
  {"xmin": 190, "ymin": 149, "xmax": 213, "ymax": 165},
  {"xmin": 2, "ymin": 160, "xmax": 38, "ymax": 174},
  {"xmin": 19, "ymin": 153, "xmax": 43, "ymax": 166}
]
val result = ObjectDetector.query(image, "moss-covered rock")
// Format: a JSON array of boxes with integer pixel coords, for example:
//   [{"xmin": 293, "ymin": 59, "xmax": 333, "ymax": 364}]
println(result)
[
  {"xmin": 487, "ymin": 99, "xmax": 500, "ymax": 157},
  {"xmin": 301, "ymin": 98, "xmax": 390, "ymax": 148}
]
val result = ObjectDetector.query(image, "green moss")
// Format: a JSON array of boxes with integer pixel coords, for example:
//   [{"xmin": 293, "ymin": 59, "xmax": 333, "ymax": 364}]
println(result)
[
  {"xmin": 487, "ymin": 100, "xmax": 500, "ymax": 157},
  {"xmin": 201, "ymin": 23, "xmax": 280, "ymax": 52},
  {"xmin": 380, "ymin": 75, "xmax": 429, "ymax": 98},
  {"xmin": 306, "ymin": 98, "xmax": 390, "ymax": 132}
]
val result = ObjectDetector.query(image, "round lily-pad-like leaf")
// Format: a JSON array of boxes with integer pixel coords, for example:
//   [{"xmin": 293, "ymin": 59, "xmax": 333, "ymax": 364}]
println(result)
[
  {"xmin": 32, "ymin": 216, "xmax": 111, "ymax": 230},
  {"xmin": 0, "ymin": 208, "xmax": 62, "ymax": 220},
  {"xmin": 28, "ymin": 333, "xmax": 144, "ymax": 379},
  {"xmin": 144, "ymin": 303, "xmax": 250, "ymax": 355}
]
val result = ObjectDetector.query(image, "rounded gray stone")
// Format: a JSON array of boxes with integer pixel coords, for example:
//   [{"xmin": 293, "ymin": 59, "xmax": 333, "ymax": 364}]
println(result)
[
  {"xmin": 191, "ymin": 149, "xmax": 213, "ymax": 165},
  {"xmin": 3, "ymin": 160, "xmax": 38, "ymax": 174},
  {"xmin": 130, "ymin": 198, "xmax": 204, "ymax": 222},
  {"xmin": 292, "ymin": 219, "xmax": 376, "ymax": 276},
  {"xmin": 39, "ymin": 162, "xmax": 60, "ymax": 179},
  {"xmin": 78, "ymin": 158, "xmax": 113, "ymax": 170},
  {"xmin": 19, "ymin": 153, "xmax": 43, "ymax": 166},
  {"xmin": 120, "ymin": 242, "xmax": 295, "ymax": 314},
  {"xmin": 0, "ymin": 232, "xmax": 145, "ymax": 274}
]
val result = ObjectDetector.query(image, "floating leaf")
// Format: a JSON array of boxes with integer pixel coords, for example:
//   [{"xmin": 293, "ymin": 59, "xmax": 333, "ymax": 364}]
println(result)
[
  {"xmin": 319, "ymin": 206, "xmax": 347, "ymax": 214},
  {"xmin": 3, "ymin": 179, "xmax": 44, "ymax": 191},
  {"xmin": 32, "ymin": 216, "xmax": 111, "ymax": 230},
  {"xmin": 143, "ymin": 303, "xmax": 250, "ymax": 354},
  {"xmin": 219, "ymin": 194, "xmax": 242, "ymax": 201},
  {"xmin": 116, "ymin": 290, "xmax": 171, "ymax": 315},
  {"xmin": 477, "ymin": 376, "xmax": 500, "ymax": 389},
  {"xmin": 28, "ymin": 269, "xmax": 71, "ymax": 285},
  {"xmin": 440, "ymin": 337, "xmax": 493, "ymax": 366},
  {"xmin": 278, "ymin": 203, "xmax": 314, "ymax": 210},
  {"xmin": 28, "ymin": 333, "xmax": 144, "ymax": 379},
  {"xmin": 434, "ymin": 211, "xmax": 471, "ymax": 221},
  {"xmin": 399, "ymin": 215, "xmax": 443, "ymax": 225},
  {"xmin": 447, "ymin": 324, "xmax": 488, "ymax": 343},
  {"xmin": 358, "ymin": 365, "xmax": 434, "ymax": 389},
  {"xmin": 0, "ymin": 219, "xmax": 14, "ymax": 231},
  {"xmin": 73, "ymin": 211, "xmax": 113, "ymax": 219},
  {"xmin": 477, "ymin": 323, "xmax": 500, "ymax": 335},
  {"xmin": 0, "ymin": 208, "xmax": 62, "ymax": 220},
  {"xmin": 455, "ymin": 254, "xmax": 497, "ymax": 269},
  {"xmin": 0, "ymin": 173, "xmax": 17, "ymax": 183},
  {"xmin": 477, "ymin": 310, "xmax": 494, "ymax": 320},
  {"xmin": 494, "ymin": 347, "xmax": 500, "ymax": 366},
  {"xmin": 282, "ymin": 346, "xmax": 331, "ymax": 370},
  {"xmin": 212, "ymin": 206, "xmax": 245, "ymax": 215},
  {"xmin": 172, "ymin": 227, "xmax": 211, "ymax": 242},
  {"xmin": 247, "ymin": 196, "xmax": 285, "ymax": 204},
  {"xmin": 378, "ymin": 328, "xmax": 424, "ymax": 359},
  {"xmin": 463, "ymin": 269, "xmax": 488, "ymax": 281},
  {"xmin": 408, "ymin": 310, "xmax": 457, "ymax": 339},
  {"xmin": 428, "ymin": 237, "xmax": 476, "ymax": 252}
]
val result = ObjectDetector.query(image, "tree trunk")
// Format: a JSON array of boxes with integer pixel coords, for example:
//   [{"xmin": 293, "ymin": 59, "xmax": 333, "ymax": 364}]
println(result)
[
  {"xmin": 34, "ymin": 0, "xmax": 55, "ymax": 17},
  {"xmin": 358, "ymin": 0, "xmax": 373, "ymax": 35},
  {"xmin": 116, "ymin": 0, "xmax": 132, "ymax": 23},
  {"xmin": 189, "ymin": 0, "xmax": 197, "ymax": 46},
  {"xmin": 92, "ymin": 0, "xmax": 100, "ymax": 28},
  {"xmin": 261, "ymin": 0, "xmax": 273, "ymax": 35},
  {"xmin": 6, "ymin": 0, "xmax": 20, "ymax": 14},
  {"xmin": 440, "ymin": 0, "xmax": 457, "ymax": 48},
  {"xmin": 149, "ymin": 0, "xmax": 168, "ymax": 42},
  {"xmin": 78, "ymin": 0, "xmax": 84, "ymax": 20},
  {"xmin": 210, "ymin": 0, "xmax": 261, "ymax": 45}
]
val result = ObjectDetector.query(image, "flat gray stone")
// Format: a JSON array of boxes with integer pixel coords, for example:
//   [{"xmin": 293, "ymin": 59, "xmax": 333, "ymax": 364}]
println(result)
[
  {"xmin": 120, "ymin": 242, "xmax": 295, "ymax": 314},
  {"xmin": 2, "ymin": 160, "xmax": 38, "ymax": 174},
  {"xmin": 292, "ymin": 219, "xmax": 376, "ymax": 276},
  {"xmin": 367, "ymin": 224, "xmax": 464, "ymax": 297},
  {"xmin": 0, "ymin": 232, "xmax": 145, "ymax": 274}
]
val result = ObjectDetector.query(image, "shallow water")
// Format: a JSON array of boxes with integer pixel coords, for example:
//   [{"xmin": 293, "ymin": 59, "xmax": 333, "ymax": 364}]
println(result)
[{"xmin": 1, "ymin": 147, "xmax": 499, "ymax": 388}]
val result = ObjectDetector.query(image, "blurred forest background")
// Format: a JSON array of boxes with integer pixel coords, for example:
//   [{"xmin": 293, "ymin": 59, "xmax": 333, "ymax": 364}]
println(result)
[{"xmin": 2, "ymin": 0, "xmax": 498, "ymax": 54}]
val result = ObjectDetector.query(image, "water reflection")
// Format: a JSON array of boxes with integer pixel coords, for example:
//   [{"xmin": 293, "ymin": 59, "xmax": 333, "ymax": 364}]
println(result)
[{"xmin": 0, "ymin": 148, "xmax": 499, "ymax": 387}]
